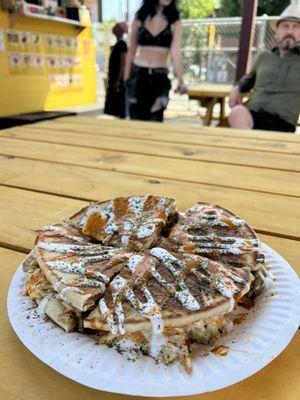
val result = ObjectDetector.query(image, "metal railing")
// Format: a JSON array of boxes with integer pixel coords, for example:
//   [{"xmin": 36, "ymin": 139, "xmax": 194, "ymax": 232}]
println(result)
[{"xmin": 180, "ymin": 16, "xmax": 278, "ymax": 84}]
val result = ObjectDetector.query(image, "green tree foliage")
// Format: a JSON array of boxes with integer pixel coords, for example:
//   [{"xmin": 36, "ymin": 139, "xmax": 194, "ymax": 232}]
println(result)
[
  {"xmin": 179, "ymin": 0, "xmax": 217, "ymax": 19},
  {"xmin": 220, "ymin": 0, "xmax": 290, "ymax": 17}
]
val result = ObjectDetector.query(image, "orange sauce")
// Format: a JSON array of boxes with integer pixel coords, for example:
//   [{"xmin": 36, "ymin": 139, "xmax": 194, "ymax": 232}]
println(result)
[
  {"xmin": 144, "ymin": 195, "xmax": 156, "ymax": 210},
  {"xmin": 183, "ymin": 245, "xmax": 197, "ymax": 253},
  {"xmin": 84, "ymin": 213, "xmax": 108, "ymax": 238},
  {"xmin": 233, "ymin": 314, "xmax": 247, "ymax": 325},
  {"xmin": 155, "ymin": 211, "xmax": 167, "ymax": 223},
  {"xmin": 239, "ymin": 297, "xmax": 255, "ymax": 310},
  {"xmin": 225, "ymin": 219, "xmax": 236, "ymax": 228},
  {"xmin": 114, "ymin": 197, "xmax": 129, "ymax": 219},
  {"xmin": 211, "ymin": 345, "xmax": 230, "ymax": 357}
]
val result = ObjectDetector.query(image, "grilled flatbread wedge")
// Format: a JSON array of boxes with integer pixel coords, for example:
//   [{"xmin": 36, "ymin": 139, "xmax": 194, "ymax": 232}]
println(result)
[
  {"xmin": 23, "ymin": 251, "xmax": 77, "ymax": 332},
  {"xmin": 84, "ymin": 247, "xmax": 253, "ymax": 372},
  {"xmin": 34, "ymin": 224, "xmax": 133, "ymax": 312},
  {"xmin": 64, "ymin": 195, "xmax": 177, "ymax": 251},
  {"xmin": 168, "ymin": 202, "xmax": 264, "ymax": 271}
]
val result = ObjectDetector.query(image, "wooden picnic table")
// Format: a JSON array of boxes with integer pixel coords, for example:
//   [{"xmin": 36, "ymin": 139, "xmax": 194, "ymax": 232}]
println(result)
[
  {"xmin": 188, "ymin": 84, "xmax": 232, "ymax": 126},
  {"xmin": 0, "ymin": 116, "xmax": 299, "ymax": 400}
]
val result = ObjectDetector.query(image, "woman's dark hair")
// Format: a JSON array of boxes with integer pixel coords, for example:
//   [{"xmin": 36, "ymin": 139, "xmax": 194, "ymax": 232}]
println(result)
[{"xmin": 136, "ymin": 0, "xmax": 180, "ymax": 24}]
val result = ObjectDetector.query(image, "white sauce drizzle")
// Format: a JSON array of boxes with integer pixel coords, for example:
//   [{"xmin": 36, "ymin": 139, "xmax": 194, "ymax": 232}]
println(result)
[
  {"xmin": 121, "ymin": 235, "xmax": 130, "ymax": 246},
  {"xmin": 124, "ymin": 287, "xmax": 167, "ymax": 357},
  {"xmin": 128, "ymin": 196, "xmax": 146, "ymax": 217},
  {"xmin": 37, "ymin": 242, "xmax": 113, "ymax": 256},
  {"xmin": 127, "ymin": 255, "xmax": 143, "ymax": 273},
  {"xmin": 38, "ymin": 242, "xmax": 90, "ymax": 253},
  {"xmin": 47, "ymin": 260, "xmax": 110, "ymax": 283},
  {"xmin": 99, "ymin": 299, "xmax": 118, "ymax": 335},
  {"xmin": 109, "ymin": 275, "xmax": 127, "ymax": 302},
  {"xmin": 115, "ymin": 302, "xmax": 125, "ymax": 335},
  {"xmin": 215, "ymin": 276, "xmax": 238, "ymax": 298},
  {"xmin": 150, "ymin": 266, "xmax": 201, "ymax": 310},
  {"xmin": 150, "ymin": 248, "xmax": 201, "ymax": 311},
  {"xmin": 136, "ymin": 224, "xmax": 156, "ymax": 239}
]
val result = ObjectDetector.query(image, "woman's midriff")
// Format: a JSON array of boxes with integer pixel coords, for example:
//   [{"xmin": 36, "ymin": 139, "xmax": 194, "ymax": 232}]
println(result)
[{"xmin": 134, "ymin": 46, "xmax": 169, "ymax": 68}]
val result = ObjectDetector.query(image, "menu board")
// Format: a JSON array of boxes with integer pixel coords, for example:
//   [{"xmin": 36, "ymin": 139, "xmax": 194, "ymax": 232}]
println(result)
[
  {"xmin": 0, "ymin": 29, "xmax": 4, "ymax": 52},
  {"xmin": 6, "ymin": 29, "xmax": 44, "ymax": 74},
  {"xmin": 44, "ymin": 34, "xmax": 83, "ymax": 92},
  {"xmin": 5, "ymin": 29, "xmax": 84, "ymax": 91}
]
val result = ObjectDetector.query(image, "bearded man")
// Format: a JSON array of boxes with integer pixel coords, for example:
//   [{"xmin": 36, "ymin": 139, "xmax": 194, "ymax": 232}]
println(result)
[{"xmin": 228, "ymin": 5, "xmax": 300, "ymax": 133}]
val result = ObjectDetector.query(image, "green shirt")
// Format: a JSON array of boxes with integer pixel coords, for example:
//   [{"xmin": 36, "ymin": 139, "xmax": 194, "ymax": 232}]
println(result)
[{"xmin": 238, "ymin": 46, "xmax": 300, "ymax": 127}]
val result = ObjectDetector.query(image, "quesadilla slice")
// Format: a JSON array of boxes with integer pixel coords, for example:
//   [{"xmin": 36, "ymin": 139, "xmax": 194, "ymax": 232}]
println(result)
[
  {"xmin": 64, "ymin": 195, "xmax": 178, "ymax": 251},
  {"xmin": 167, "ymin": 203, "xmax": 267, "ymax": 299},
  {"xmin": 24, "ymin": 224, "xmax": 134, "ymax": 331},
  {"xmin": 84, "ymin": 247, "xmax": 253, "ymax": 372}
]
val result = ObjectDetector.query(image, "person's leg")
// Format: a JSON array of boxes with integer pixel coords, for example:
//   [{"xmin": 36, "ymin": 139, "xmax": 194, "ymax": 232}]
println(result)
[
  {"xmin": 119, "ymin": 86, "xmax": 126, "ymax": 119},
  {"xmin": 149, "ymin": 108, "xmax": 164, "ymax": 122},
  {"xmin": 129, "ymin": 103, "xmax": 147, "ymax": 120},
  {"xmin": 146, "ymin": 73, "xmax": 170, "ymax": 122},
  {"xmin": 228, "ymin": 105, "xmax": 254, "ymax": 129}
]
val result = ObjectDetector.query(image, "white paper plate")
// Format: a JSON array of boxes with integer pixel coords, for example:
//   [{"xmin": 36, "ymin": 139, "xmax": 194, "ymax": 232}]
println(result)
[{"xmin": 7, "ymin": 243, "xmax": 300, "ymax": 397}]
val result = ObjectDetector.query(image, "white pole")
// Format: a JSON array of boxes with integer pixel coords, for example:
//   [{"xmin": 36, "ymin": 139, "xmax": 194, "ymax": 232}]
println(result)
[
  {"xmin": 118, "ymin": 0, "xmax": 122, "ymax": 20},
  {"xmin": 126, "ymin": 0, "xmax": 130, "ymax": 21}
]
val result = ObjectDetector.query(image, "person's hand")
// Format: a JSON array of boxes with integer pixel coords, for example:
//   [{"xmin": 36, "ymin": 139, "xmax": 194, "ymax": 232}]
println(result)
[
  {"xmin": 175, "ymin": 83, "xmax": 187, "ymax": 95},
  {"xmin": 229, "ymin": 86, "xmax": 243, "ymax": 108}
]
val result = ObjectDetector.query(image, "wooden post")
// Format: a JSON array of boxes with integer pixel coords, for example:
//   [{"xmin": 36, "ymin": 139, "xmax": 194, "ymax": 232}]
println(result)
[
  {"xmin": 98, "ymin": 0, "xmax": 103, "ymax": 22},
  {"xmin": 235, "ymin": 0, "xmax": 258, "ymax": 82}
]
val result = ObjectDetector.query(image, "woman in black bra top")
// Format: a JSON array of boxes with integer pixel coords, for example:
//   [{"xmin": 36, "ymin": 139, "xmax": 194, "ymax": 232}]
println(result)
[{"xmin": 124, "ymin": 0, "xmax": 186, "ymax": 122}]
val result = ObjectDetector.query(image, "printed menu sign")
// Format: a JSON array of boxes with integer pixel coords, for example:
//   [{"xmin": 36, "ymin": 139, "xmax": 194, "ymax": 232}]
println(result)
[
  {"xmin": 6, "ymin": 29, "xmax": 84, "ymax": 90},
  {"xmin": 0, "ymin": 30, "xmax": 4, "ymax": 52}
]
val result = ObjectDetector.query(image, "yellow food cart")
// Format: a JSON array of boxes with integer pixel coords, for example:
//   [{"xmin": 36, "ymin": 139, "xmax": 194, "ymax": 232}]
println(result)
[{"xmin": 0, "ymin": 0, "xmax": 97, "ymax": 117}]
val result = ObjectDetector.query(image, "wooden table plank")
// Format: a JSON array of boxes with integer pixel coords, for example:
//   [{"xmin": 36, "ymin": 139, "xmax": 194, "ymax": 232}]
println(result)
[
  {"xmin": 188, "ymin": 84, "xmax": 232, "ymax": 98},
  {"xmin": 26, "ymin": 122, "xmax": 300, "ymax": 154},
  {"xmin": 188, "ymin": 84, "xmax": 232, "ymax": 126},
  {"xmin": 2, "ymin": 127, "xmax": 299, "ymax": 172},
  {"xmin": 46, "ymin": 116, "xmax": 300, "ymax": 143},
  {"xmin": 1, "ymin": 182, "xmax": 300, "ymax": 257},
  {"xmin": 0, "ymin": 137, "xmax": 299, "ymax": 197},
  {"xmin": 258, "ymin": 235, "xmax": 299, "ymax": 275},
  {"xmin": 1, "ymin": 117, "xmax": 299, "ymax": 400},
  {"xmin": 0, "ymin": 186, "xmax": 86, "ymax": 252},
  {"xmin": 1, "ymin": 156, "xmax": 300, "ymax": 239},
  {"xmin": 1, "ymin": 247, "xmax": 300, "ymax": 400}
]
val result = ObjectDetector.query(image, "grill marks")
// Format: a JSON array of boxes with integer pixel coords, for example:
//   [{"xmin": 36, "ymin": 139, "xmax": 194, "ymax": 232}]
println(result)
[
  {"xmin": 87, "ymin": 247, "xmax": 251, "ymax": 338},
  {"xmin": 35, "ymin": 225, "xmax": 134, "ymax": 310},
  {"xmin": 34, "ymin": 222, "xmax": 251, "ymax": 336},
  {"xmin": 66, "ymin": 195, "xmax": 177, "ymax": 251},
  {"xmin": 169, "ymin": 203, "xmax": 263, "ymax": 269},
  {"xmin": 22, "ymin": 197, "xmax": 268, "ymax": 374},
  {"xmin": 26, "ymin": 198, "xmax": 263, "ymax": 362}
]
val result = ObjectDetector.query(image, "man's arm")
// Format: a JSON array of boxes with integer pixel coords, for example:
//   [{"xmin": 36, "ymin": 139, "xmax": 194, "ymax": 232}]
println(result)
[
  {"xmin": 238, "ymin": 70, "xmax": 256, "ymax": 93},
  {"xmin": 229, "ymin": 54, "xmax": 260, "ymax": 108}
]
